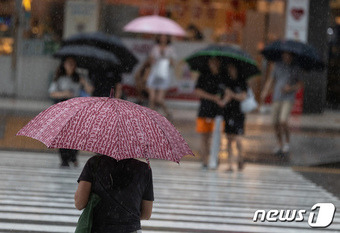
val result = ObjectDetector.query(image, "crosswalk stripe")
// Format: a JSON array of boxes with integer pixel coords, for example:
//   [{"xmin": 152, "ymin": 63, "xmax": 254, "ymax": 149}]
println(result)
[{"xmin": 0, "ymin": 151, "xmax": 339, "ymax": 233}]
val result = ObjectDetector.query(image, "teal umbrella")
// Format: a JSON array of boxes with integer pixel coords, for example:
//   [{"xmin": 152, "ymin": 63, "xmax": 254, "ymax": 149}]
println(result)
[{"xmin": 185, "ymin": 44, "xmax": 260, "ymax": 79}]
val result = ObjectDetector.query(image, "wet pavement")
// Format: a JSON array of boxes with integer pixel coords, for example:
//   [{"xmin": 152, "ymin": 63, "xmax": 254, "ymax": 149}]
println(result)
[
  {"xmin": 0, "ymin": 150, "xmax": 339, "ymax": 233},
  {"xmin": 168, "ymin": 106, "xmax": 340, "ymax": 167},
  {"xmin": 0, "ymin": 97, "xmax": 339, "ymax": 232}
]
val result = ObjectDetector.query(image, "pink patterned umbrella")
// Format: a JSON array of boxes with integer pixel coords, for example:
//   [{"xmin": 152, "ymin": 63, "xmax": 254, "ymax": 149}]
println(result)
[
  {"xmin": 123, "ymin": 15, "xmax": 186, "ymax": 36},
  {"xmin": 17, "ymin": 97, "xmax": 193, "ymax": 163}
]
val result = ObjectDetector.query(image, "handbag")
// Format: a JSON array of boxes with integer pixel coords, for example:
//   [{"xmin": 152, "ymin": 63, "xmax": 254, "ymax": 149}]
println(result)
[
  {"xmin": 75, "ymin": 193, "xmax": 101, "ymax": 233},
  {"xmin": 241, "ymin": 88, "xmax": 258, "ymax": 113},
  {"xmin": 75, "ymin": 159, "xmax": 101, "ymax": 233}
]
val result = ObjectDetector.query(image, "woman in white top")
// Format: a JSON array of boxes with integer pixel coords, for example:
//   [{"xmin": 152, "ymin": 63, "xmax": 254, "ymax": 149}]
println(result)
[
  {"xmin": 49, "ymin": 57, "xmax": 94, "ymax": 167},
  {"xmin": 146, "ymin": 35, "xmax": 176, "ymax": 118}
]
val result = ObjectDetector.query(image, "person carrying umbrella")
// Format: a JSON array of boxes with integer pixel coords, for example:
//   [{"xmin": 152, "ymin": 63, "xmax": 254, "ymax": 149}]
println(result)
[
  {"xmin": 186, "ymin": 44, "xmax": 260, "ymax": 170},
  {"xmin": 17, "ymin": 93, "xmax": 194, "ymax": 232},
  {"xmin": 260, "ymin": 40, "xmax": 324, "ymax": 156},
  {"xmin": 48, "ymin": 57, "xmax": 94, "ymax": 167},
  {"xmin": 75, "ymin": 154, "xmax": 154, "ymax": 233},
  {"xmin": 218, "ymin": 63, "xmax": 248, "ymax": 171},
  {"xmin": 194, "ymin": 57, "xmax": 225, "ymax": 169},
  {"xmin": 146, "ymin": 35, "xmax": 176, "ymax": 118},
  {"xmin": 260, "ymin": 52, "xmax": 303, "ymax": 156}
]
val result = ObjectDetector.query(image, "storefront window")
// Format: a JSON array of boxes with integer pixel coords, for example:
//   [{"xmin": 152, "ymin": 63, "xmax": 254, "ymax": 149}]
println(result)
[
  {"xmin": 0, "ymin": 0, "xmax": 64, "ymax": 56},
  {"xmin": 0, "ymin": 0, "xmax": 14, "ymax": 55}
]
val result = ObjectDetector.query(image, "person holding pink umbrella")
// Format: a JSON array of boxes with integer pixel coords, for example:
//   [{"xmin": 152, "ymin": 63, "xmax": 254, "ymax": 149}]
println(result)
[
  {"xmin": 75, "ymin": 154, "xmax": 153, "ymax": 233},
  {"xmin": 146, "ymin": 34, "xmax": 176, "ymax": 119},
  {"xmin": 17, "ymin": 93, "xmax": 194, "ymax": 232}
]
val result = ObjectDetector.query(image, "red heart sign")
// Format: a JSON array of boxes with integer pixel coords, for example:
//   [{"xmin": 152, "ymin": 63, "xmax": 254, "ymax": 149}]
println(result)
[{"xmin": 291, "ymin": 8, "xmax": 304, "ymax": 20}]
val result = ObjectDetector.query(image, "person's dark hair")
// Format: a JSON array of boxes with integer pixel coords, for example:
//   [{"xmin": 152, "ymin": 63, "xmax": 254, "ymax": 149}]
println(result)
[
  {"xmin": 187, "ymin": 24, "xmax": 203, "ymax": 40},
  {"xmin": 54, "ymin": 57, "xmax": 80, "ymax": 82},
  {"xmin": 155, "ymin": 35, "xmax": 172, "ymax": 45},
  {"xmin": 96, "ymin": 155, "xmax": 134, "ymax": 190}
]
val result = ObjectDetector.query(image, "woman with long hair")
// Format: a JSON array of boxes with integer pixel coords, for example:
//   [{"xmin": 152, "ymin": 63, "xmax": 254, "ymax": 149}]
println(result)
[
  {"xmin": 49, "ymin": 57, "xmax": 94, "ymax": 167},
  {"xmin": 146, "ymin": 35, "xmax": 176, "ymax": 118}
]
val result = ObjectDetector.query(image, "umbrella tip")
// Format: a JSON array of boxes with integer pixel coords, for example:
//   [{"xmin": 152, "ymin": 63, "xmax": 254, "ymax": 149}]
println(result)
[{"xmin": 109, "ymin": 86, "xmax": 115, "ymax": 98}]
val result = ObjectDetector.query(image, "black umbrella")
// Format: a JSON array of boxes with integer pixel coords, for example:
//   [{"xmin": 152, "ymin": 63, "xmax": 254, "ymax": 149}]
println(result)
[
  {"xmin": 62, "ymin": 32, "xmax": 138, "ymax": 72},
  {"xmin": 54, "ymin": 45, "xmax": 120, "ymax": 71},
  {"xmin": 185, "ymin": 44, "xmax": 260, "ymax": 80},
  {"xmin": 261, "ymin": 40, "xmax": 324, "ymax": 71}
]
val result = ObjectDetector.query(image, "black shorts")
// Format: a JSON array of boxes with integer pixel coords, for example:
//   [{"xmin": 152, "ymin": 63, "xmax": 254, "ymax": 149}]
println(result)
[{"xmin": 224, "ymin": 114, "xmax": 245, "ymax": 135}]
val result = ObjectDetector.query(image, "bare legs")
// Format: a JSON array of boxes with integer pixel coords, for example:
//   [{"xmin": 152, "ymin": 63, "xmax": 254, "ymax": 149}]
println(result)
[
  {"xmin": 272, "ymin": 101, "xmax": 292, "ymax": 154},
  {"xmin": 226, "ymin": 135, "xmax": 244, "ymax": 171},
  {"xmin": 274, "ymin": 121, "xmax": 290, "ymax": 152},
  {"xmin": 148, "ymin": 88, "xmax": 171, "ymax": 118},
  {"xmin": 200, "ymin": 133, "xmax": 211, "ymax": 167}
]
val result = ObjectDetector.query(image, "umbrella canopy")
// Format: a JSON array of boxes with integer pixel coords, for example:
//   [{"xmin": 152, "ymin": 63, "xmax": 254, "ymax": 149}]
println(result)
[
  {"xmin": 123, "ymin": 15, "xmax": 186, "ymax": 37},
  {"xmin": 54, "ymin": 45, "xmax": 120, "ymax": 71},
  {"xmin": 63, "ymin": 32, "xmax": 138, "ymax": 72},
  {"xmin": 261, "ymin": 40, "xmax": 324, "ymax": 71},
  {"xmin": 185, "ymin": 44, "xmax": 261, "ymax": 79},
  {"xmin": 17, "ymin": 97, "xmax": 194, "ymax": 163}
]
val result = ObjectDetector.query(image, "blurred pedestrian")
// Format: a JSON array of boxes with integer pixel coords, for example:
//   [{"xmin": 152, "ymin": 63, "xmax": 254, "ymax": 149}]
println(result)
[
  {"xmin": 186, "ymin": 24, "xmax": 204, "ymax": 41},
  {"xmin": 146, "ymin": 35, "xmax": 176, "ymax": 118},
  {"xmin": 75, "ymin": 154, "xmax": 154, "ymax": 233},
  {"xmin": 49, "ymin": 57, "xmax": 94, "ymax": 167},
  {"xmin": 260, "ymin": 52, "xmax": 303, "ymax": 155},
  {"xmin": 134, "ymin": 59, "xmax": 151, "ymax": 105},
  {"xmin": 219, "ymin": 64, "xmax": 247, "ymax": 171},
  {"xmin": 195, "ymin": 57, "xmax": 225, "ymax": 169},
  {"xmin": 91, "ymin": 69, "xmax": 124, "ymax": 98}
]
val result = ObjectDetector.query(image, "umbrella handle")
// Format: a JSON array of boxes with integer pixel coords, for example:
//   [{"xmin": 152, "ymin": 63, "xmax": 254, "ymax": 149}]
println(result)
[{"xmin": 109, "ymin": 86, "xmax": 115, "ymax": 98}]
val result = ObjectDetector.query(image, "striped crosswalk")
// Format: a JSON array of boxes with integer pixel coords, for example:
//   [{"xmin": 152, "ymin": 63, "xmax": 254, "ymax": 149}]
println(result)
[{"xmin": 0, "ymin": 150, "xmax": 339, "ymax": 233}]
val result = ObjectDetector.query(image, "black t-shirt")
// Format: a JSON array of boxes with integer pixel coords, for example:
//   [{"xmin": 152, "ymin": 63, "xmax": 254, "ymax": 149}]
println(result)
[
  {"xmin": 223, "ymin": 77, "xmax": 247, "ymax": 117},
  {"xmin": 195, "ymin": 73, "xmax": 226, "ymax": 118},
  {"xmin": 78, "ymin": 155, "xmax": 154, "ymax": 233}
]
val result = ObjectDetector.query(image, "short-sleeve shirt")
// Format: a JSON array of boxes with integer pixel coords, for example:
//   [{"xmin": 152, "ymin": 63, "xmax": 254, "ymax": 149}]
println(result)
[
  {"xmin": 272, "ymin": 62, "xmax": 302, "ymax": 102},
  {"xmin": 78, "ymin": 155, "xmax": 154, "ymax": 232},
  {"xmin": 195, "ymin": 73, "xmax": 226, "ymax": 118},
  {"xmin": 223, "ymin": 77, "xmax": 247, "ymax": 117},
  {"xmin": 48, "ymin": 75, "xmax": 83, "ymax": 97},
  {"xmin": 150, "ymin": 45, "xmax": 176, "ymax": 60}
]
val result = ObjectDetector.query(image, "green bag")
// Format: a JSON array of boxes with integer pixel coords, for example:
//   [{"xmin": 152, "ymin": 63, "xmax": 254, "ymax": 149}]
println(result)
[
  {"xmin": 75, "ymin": 193, "xmax": 101, "ymax": 233},
  {"xmin": 75, "ymin": 158, "xmax": 101, "ymax": 233}
]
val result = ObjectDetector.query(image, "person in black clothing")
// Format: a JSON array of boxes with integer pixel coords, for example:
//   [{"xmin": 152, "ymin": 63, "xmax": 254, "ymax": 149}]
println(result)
[
  {"xmin": 195, "ymin": 57, "xmax": 225, "ymax": 169},
  {"xmin": 75, "ymin": 154, "xmax": 154, "ymax": 233},
  {"xmin": 219, "ymin": 63, "xmax": 247, "ymax": 171},
  {"xmin": 91, "ymin": 69, "xmax": 124, "ymax": 98}
]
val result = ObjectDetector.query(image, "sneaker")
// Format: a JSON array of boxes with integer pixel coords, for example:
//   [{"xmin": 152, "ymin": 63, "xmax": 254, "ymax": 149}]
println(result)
[{"xmin": 282, "ymin": 144, "xmax": 290, "ymax": 153}]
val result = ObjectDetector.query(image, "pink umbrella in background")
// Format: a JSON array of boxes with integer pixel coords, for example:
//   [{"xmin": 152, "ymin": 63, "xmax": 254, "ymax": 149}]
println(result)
[
  {"xmin": 17, "ymin": 97, "xmax": 194, "ymax": 163},
  {"xmin": 123, "ymin": 15, "xmax": 186, "ymax": 37}
]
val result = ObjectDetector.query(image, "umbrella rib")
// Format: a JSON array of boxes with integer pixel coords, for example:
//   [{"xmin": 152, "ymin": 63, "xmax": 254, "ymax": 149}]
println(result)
[
  {"xmin": 50, "ymin": 98, "xmax": 108, "ymax": 149},
  {"xmin": 140, "ymin": 109, "xmax": 176, "ymax": 160}
]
